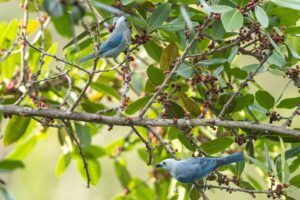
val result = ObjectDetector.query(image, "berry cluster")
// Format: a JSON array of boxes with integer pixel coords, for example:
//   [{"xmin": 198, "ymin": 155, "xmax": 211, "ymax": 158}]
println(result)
[
  {"xmin": 235, "ymin": 134, "xmax": 247, "ymax": 146},
  {"xmin": 285, "ymin": 66, "xmax": 300, "ymax": 80},
  {"xmin": 266, "ymin": 111, "xmax": 282, "ymax": 124},
  {"xmin": 236, "ymin": 23, "xmax": 272, "ymax": 61},
  {"xmin": 132, "ymin": 30, "xmax": 150, "ymax": 45},
  {"xmin": 270, "ymin": 33, "xmax": 284, "ymax": 44},
  {"xmin": 191, "ymin": 74, "xmax": 218, "ymax": 85},
  {"xmin": 267, "ymin": 173, "xmax": 289, "ymax": 199}
]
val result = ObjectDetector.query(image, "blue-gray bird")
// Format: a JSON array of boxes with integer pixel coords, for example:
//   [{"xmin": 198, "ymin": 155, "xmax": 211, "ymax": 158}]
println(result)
[
  {"xmin": 156, "ymin": 152, "xmax": 244, "ymax": 183},
  {"xmin": 79, "ymin": 16, "xmax": 131, "ymax": 63}
]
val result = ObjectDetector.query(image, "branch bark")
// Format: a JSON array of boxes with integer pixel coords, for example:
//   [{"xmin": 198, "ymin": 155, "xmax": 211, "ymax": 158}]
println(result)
[{"xmin": 1, "ymin": 105, "xmax": 299, "ymax": 138}]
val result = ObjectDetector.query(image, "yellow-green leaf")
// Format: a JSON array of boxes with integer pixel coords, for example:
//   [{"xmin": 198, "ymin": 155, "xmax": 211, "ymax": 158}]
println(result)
[
  {"xmin": 180, "ymin": 93, "xmax": 201, "ymax": 116},
  {"xmin": 160, "ymin": 43, "xmax": 179, "ymax": 70},
  {"xmin": 3, "ymin": 116, "xmax": 31, "ymax": 146}
]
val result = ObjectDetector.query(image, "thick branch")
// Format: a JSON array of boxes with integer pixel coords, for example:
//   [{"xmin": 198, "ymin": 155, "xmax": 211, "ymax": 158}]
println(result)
[{"xmin": 1, "ymin": 105, "xmax": 299, "ymax": 137}]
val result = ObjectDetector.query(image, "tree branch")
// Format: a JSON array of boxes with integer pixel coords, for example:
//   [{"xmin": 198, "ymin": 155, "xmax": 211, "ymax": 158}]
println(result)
[{"xmin": 1, "ymin": 105, "xmax": 299, "ymax": 138}]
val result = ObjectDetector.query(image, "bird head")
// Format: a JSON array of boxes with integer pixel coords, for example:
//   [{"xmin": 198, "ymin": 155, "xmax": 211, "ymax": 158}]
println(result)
[
  {"xmin": 115, "ymin": 16, "xmax": 128, "ymax": 27},
  {"xmin": 155, "ymin": 159, "xmax": 178, "ymax": 172}
]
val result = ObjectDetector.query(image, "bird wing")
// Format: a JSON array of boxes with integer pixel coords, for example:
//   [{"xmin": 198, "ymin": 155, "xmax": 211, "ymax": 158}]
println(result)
[
  {"xmin": 100, "ymin": 34, "xmax": 124, "ymax": 54},
  {"xmin": 174, "ymin": 158, "xmax": 221, "ymax": 183},
  {"xmin": 189, "ymin": 157, "xmax": 222, "ymax": 172}
]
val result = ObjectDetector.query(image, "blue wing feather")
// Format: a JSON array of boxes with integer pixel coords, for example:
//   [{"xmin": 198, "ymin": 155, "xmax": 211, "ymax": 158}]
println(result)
[
  {"xmin": 174, "ymin": 158, "xmax": 220, "ymax": 183},
  {"xmin": 100, "ymin": 34, "xmax": 123, "ymax": 54}
]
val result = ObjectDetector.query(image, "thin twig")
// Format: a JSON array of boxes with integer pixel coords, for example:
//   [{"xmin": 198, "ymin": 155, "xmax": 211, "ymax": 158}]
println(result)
[
  {"xmin": 0, "ymin": 34, "xmax": 19, "ymax": 62},
  {"xmin": 83, "ymin": 0, "xmax": 101, "ymax": 42},
  {"xmin": 282, "ymin": 105, "xmax": 300, "ymax": 127},
  {"xmin": 62, "ymin": 120, "xmax": 91, "ymax": 188},
  {"xmin": 19, "ymin": 0, "xmax": 30, "ymax": 86},
  {"xmin": 131, "ymin": 126, "xmax": 153, "ymax": 165},
  {"xmin": 22, "ymin": 35, "xmax": 90, "ymax": 74},
  {"xmin": 31, "ymin": 70, "xmax": 70, "ymax": 83},
  {"xmin": 146, "ymin": 125, "xmax": 177, "ymax": 159},
  {"xmin": 31, "ymin": 0, "xmax": 45, "ymax": 82},
  {"xmin": 204, "ymin": 185, "xmax": 269, "ymax": 195}
]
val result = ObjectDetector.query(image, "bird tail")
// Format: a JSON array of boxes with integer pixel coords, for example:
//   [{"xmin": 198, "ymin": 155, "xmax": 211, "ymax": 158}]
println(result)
[
  {"xmin": 79, "ymin": 54, "xmax": 94, "ymax": 63},
  {"xmin": 221, "ymin": 152, "xmax": 244, "ymax": 165}
]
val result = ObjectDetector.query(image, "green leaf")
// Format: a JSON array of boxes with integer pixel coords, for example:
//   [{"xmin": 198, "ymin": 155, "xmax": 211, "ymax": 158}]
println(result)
[
  {"xmin": 6, "ymin": 135, "xmax": 38, "ymax": 160},
  {"xmin": 210, "ymin": 5, "xmax": 233, "ymax": 14},
  {"xmin": 233, "ymin": 94, "xmax": 254, "ymax": 112},
  {"xmin": 290, "ymin": 175, "xmax": 300, "ymax": 187},
  {"xmin": 230, "ymin": 67, "xmax": 248, "ymax": 79},
  {"xmin": 284, "ymin": 26, "xmax": 300, "ymax": 35},
  {"xmin": 247, "ymin": 156, "xmax": 270, "ymax": 173},
  {"xmin": 0, "ymin": 19, "xmax": 19, "ymax": 47},
  {"xmin": 144, "ymin": 41, "xmax": 163, "ymax": 62},
  {"xmin": 267, "ymin": 52, "xmax": 287, "ymax": 67},
  {"xmin": 279, "ymin": 137, "xmax": 290, "ymax": 183},
  {"xmin": 254, "ymin": 5, "xmax": 269, "ymax": 28},
  {"xmin": 75, "ymin": 123, "xmax": 91, "ymax": 147},
  {"xmin": 246, "ymin": 141, "xmax": 255, "ymax": 158},
  {"xmin": 177, "ymin": 133, "xmax": 196, "ymax": 151},
  {"xmin": 148, "ymin": 3, "xmax": 171, "ymax": 30},
  {"xmin": 160, "ymin": 43, "xmax": 179, "ymax": 70},
  {"xmin": 126, "ymin": 95, "xmax": 152, "ymax": 115},
  {"xmin": 3, "ymin": 116, "xmax": 31, "ymax": 146},
  {"xmin": 221, "ymin": 9, "xmax": 244, "ymax": 32},
  {"xmin": 177, "ymin": 63, "xmax": 194, "ymax": 78},
  {"xmin": 167, "ymin": 127, "xmax": 182, "ymax": 140},
  {"xmin": 147, "ymin": 66, "xmax": 165, "ymax": 86},
  {"xmin": 179, "ymin": 5, "xmax": 193, "ymax": 31},
  {"xmin": 114, "ymin": 160, "xmax": 132, "ymax": 188},
  {"xmin": 277, "ymin": 97, "xmax": 300, "ymax": 109},
  {"xmin": 77, "ymin": 158, "xmax": 101, "ymax": 186},
  {"xmin": 0, "ymin": 160, "xmax": 24, "ymax": 171},
  {"xmin": 238, "ymin": 180, "xmax": 255, "ymax": 190},
  {"xmin": 52, "ymin": 13, "xmax": 73, "ymax": 38},
  {"xmin": 157, "ymin": 20, "xmax": 195, "ymax": 32},
  {"xmin": 235, "ymin": 160, "xmax": 245, "ymax": 177},
  {"xmin": 86, "ymin": 145, "xmax": 106, "ymax": 158},
  {"xmin": 228, "ymin": 46, "xmax": 239, "ymax": 62},
  {"xmin": 271, "ymin": 0, "xmax": 300, "ymax": 10},
  {"xmin": 91, "ymin": 82, "xmax": 120, "ymax": 100},
  {"xmin": 37, "ymin": 43, "xmax": 58, "ymax": 75},
  {"xmin": 180, "ymin": 93, "xmax": 201, "ymax": 116},
  {"xmin": 137, "ymin": 148, "xmax": 148, "ymax": 163},
  {"xmin": 197, "ymin": 58, "xmax": 227, "ymax": 67},
  {"xmin": 264, "ymin": 143, "xmax": 273, "ymax": 172},
  {"xmin": 165, "ymin": 101, "xmax": 185, "ymax": 118},
  {"xmin": 255, "ymin": 90, "xmax": 275, "ymax": 109},
  {"xmin": 55, "ymin": 153, "xmax": 71, "ymax": 177},
  {"xmin": 201, "ymin": 137, "xmax": 234, "ymax": 155}
]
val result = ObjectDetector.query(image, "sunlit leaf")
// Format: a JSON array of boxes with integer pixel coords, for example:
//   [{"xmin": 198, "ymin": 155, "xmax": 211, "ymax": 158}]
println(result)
[
  {"xmin": 55, "ymin": 153, "xmax": 71, "ymax": 177},
  {"xmin": 0, "ymin": 160, "xmax": 24, "ymax": 171},
  {"xmin": 3, "ymin": 116, "xmax": 31, "ymax": 146},
  {"xmin": 255, "ymin": 90, "xmax": 275, "ymax": 109},
  {"xmin": 201, "ymin": 137, "xmax": 234, "ymax": 154},
  {"xmin": 148, "ymin": 3, "xmax": 171, "ymax": 30},
  {"xmin": 77, "ymin": 158, "xmax": 101, "ymax": 186},
  {"xmin": 221, "ymin": 9, "xmax": 244, "ymax": 32}
]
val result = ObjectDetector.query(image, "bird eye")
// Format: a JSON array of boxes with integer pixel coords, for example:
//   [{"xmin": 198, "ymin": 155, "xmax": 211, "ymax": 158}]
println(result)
[{"xmin": 163, "ymin": 162, "xmax": 166, "ymax": 165}]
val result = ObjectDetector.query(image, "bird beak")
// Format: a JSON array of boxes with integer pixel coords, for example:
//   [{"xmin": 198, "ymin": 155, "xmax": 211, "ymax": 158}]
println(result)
[{"xmin": 155, "ymin": 163, "xmax": 163, "ymax": 168}]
